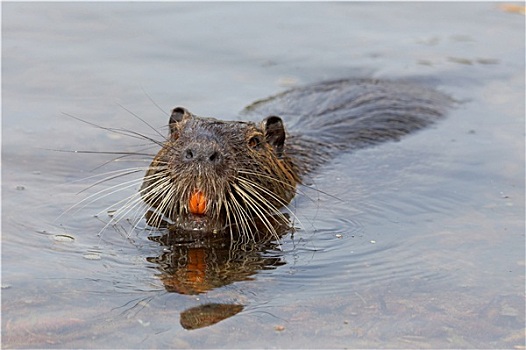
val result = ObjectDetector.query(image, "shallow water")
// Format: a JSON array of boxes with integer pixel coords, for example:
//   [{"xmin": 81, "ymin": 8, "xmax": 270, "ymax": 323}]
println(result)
[{"xmin": 2, "ymin": 2, "xmax": 525, "ymax": 348}]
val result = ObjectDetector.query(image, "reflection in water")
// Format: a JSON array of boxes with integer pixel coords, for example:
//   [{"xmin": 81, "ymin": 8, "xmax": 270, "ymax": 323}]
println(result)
[
  {"xmin": 180, "ymin": 303, "xmax": 244, "ymax": 330},
  {"xmin": 147, "ymin": 233, "xmax": 287, "ymax": 295},
  {"xmin": 146, "ymin": 221, "xmax": 292, "ymax": 329}
]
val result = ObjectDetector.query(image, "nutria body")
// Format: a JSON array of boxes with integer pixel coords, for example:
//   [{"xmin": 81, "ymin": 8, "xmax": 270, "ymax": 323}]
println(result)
[
  {"xmin": 140, "ymin": 78, "xmax": 452, "ymax": 238},
  {"xmin": 140, "ymin": 107, "xmax": 300, "ymax": 234}
]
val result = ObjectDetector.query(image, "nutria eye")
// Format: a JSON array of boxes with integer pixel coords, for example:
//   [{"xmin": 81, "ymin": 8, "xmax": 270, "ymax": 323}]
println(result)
[{"xmin": 248, "ymin": 136, "xmax": 261, "ymax": 149}]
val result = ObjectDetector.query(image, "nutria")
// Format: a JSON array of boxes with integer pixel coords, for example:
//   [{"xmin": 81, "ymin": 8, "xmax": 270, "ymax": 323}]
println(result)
[{"xmin": 140, "ymin": 78, "xmax": 452, "ymax": 239}]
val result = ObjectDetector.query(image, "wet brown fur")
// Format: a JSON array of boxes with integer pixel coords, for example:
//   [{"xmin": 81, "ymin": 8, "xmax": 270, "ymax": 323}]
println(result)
[
  {"xmin": 140, "ymin": 107, "xmax": 300, "ymax": 238},
  {"xmin": 139, "ymin": 79, "xmax": 453, "ymax": 240}
]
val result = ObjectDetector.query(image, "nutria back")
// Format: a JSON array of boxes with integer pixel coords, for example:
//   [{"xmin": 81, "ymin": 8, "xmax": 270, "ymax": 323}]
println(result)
[
  {"xmin": 141, "ymin": 78, "xmax": 453, "ymax": 239},
  {"xmin": 243, "ymin": 78, "xmax": 453, "ymax": 175}
]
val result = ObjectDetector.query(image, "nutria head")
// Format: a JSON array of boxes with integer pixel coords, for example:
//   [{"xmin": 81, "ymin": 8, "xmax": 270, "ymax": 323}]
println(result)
[{"xmin": 140, "ymin": 107, "xmax": 300, "ymax": 237}]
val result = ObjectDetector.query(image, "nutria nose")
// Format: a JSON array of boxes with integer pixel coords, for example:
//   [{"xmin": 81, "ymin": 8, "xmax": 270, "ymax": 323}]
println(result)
[{"xmin": 182, "ymin": 142, "xmax": 222, "ymax": 164}]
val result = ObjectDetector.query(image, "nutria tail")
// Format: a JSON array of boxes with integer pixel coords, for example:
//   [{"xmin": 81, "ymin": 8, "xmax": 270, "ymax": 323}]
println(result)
[{"xmin": 244, "ymin": 78, "xmax": 454, "ymax": 176}]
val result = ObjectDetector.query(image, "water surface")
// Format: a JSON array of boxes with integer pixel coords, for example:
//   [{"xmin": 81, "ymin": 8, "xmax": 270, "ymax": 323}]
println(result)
[{"xmin": 2, "ymin": 2, "xmax": 525, "ymax": 348}]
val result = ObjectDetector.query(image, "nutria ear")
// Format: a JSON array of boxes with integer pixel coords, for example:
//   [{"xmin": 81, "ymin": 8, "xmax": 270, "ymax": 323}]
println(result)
[
  {"xmin": 169, "ymin": 107, "xmax": 190, "ymax": 135},
  {"xmin": 262, "ymin": 116, "xmax": 285, "ymax": 157}
]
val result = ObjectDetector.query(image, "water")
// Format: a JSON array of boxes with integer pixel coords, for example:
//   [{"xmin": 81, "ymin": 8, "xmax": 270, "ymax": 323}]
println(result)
[{"xmin": 2, "ymin": 2, "xmax": 524, "ymax": 348}]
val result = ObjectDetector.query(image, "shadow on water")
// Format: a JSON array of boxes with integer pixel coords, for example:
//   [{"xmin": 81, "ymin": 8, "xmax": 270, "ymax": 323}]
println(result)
[{"xmin": 145, "ymin": 217, "xmax": 292, "ymax": 330}]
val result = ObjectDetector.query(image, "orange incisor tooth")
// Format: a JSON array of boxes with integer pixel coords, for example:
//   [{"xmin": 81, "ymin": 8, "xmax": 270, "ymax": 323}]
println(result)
[{"xmin": 189, "ymin": 191, "xmax": 206, "ymax": 215}]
